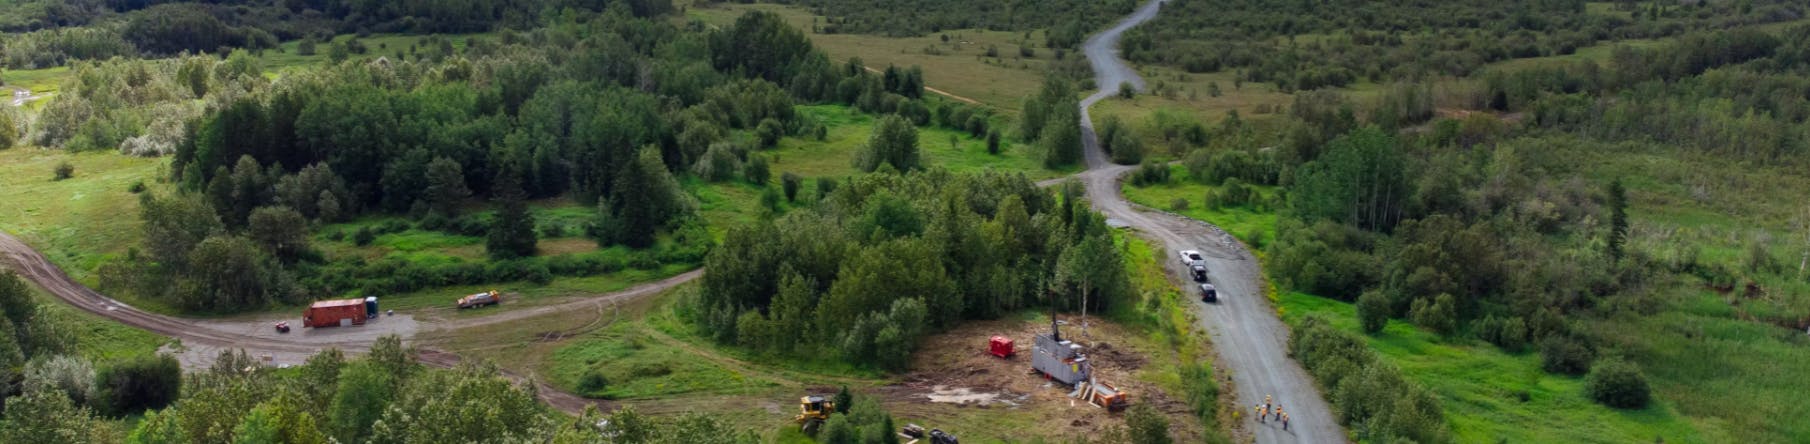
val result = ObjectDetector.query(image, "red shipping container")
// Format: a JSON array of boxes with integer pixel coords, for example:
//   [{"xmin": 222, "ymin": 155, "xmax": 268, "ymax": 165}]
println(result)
[{"xmin": 303, "ymin": 299, "xmax": 368, "ymax": 328}]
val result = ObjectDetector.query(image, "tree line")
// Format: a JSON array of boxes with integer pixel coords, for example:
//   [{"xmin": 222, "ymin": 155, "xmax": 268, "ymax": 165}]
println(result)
[
  {"xmin": 1120, "ymin": 0, "xmax": 1805, "ymax": 90},
  {"xmin": 0, "ymin": 332, "xmax": 760, "ymax": 444},
  {"xmin": 759, "ymin": 0, "xmax": 1136, "ymax": 44}
]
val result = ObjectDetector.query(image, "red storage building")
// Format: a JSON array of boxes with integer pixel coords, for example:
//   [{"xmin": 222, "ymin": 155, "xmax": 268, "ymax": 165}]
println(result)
[{"xmin": 303, "ymin": 299, "xmax": 369, "ymax": 328}]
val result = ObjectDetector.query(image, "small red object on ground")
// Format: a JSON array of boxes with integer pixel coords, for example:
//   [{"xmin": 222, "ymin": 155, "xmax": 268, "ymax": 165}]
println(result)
[
  {"xmin": 274, "ymin": 322, "xmax": 290, "ymax": 333},
  {"xmin": 989, "ymin": 336, "xmax": 1014, "ymax": 358}
]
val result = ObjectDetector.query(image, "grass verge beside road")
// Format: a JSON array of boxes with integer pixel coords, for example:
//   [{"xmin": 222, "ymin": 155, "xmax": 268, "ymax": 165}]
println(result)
[
  {"xmin": 1278, "ymin": 292, "xmax": 1707, "ymax": 443},
  {"xmin": 1121, "ymin": 164, "xmax": 1279, "ymax": 247}
]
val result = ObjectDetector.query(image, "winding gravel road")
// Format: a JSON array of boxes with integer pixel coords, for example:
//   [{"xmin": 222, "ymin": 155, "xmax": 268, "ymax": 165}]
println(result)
[{"xmin": 1076, "ymin": 1, "xmax": 1344, "ymax": 443}]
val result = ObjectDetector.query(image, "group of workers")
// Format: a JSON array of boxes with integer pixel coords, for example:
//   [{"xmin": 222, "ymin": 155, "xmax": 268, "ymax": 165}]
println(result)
[{"xmin": 1253, "ymin": 395, "xmax": 1290, "ymax": 431}]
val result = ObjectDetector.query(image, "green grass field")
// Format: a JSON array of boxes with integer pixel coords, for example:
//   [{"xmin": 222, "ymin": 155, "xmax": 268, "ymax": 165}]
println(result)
[
  {"xmin": 1121, "ymin": 164, "xmax": 1279, "ymax": 247},
  {"xmin": 548, "ymin": 318, "xmax": 781, "ymax": 399},
  {"xmin": 0, "ymin": 148, "xmax": 170, "ymax": 282},
  {"xmin": 686, "ymin": 3, "xmax": 1050, "ymax": 110},
  {"xmin": 1278, "ymin": 292, "xmax": 1708, "ymax": 443},
  {"xmin": 29, "ymin": 285, "xmax": 170, "ymax": 362},
  {"xmin": 770, "ymin": 104, "xmax": 1063, "ymax": 180}
]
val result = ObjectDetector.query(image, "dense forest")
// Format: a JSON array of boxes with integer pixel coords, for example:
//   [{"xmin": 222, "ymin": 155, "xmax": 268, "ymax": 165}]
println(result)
[
  {"xmin": 1124, "ymin": 0, "xmax": 1808, "ymax": 90},
  {"xmin": 0, "ymin": 0, "xmax": 677, "ymax": 69},
  {"xmin": 11, "ymin": 4, "xmax": 1048, "ymax": 315},
  {"xmin": 686, "ymin": 171, "xmax": 1129, "ymax": 370}
]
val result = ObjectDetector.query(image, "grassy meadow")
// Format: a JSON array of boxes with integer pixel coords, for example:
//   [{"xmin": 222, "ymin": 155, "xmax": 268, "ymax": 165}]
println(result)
[
  {"xmin": 1278, "ymin": 292, "xmax": 1709, "ymax": 443},
  {"xmin": 1120, "ymin": 164, "xmax": 1279, "ymax": 247},
  {"xmin": 685, "ymin": 2, "xmax": 1053, "ymax": 110}
]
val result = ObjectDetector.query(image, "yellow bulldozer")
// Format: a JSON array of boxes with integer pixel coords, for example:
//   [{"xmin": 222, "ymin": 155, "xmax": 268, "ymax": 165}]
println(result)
[{"xmin": 794, "ymin": 395, "xmax": 836, "ymax": 435}]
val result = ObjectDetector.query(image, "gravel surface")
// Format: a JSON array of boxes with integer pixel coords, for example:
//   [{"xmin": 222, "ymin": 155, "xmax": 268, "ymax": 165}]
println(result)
[{"xmin": 1076, "ymin": 2, "xmax": 1346, "ymax": 442}]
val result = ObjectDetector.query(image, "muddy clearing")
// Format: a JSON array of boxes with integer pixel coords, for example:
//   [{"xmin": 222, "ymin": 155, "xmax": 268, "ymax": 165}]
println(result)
[{"xmin": 872, "ymin": 315, "xmax": 1205, "ymax": 441}]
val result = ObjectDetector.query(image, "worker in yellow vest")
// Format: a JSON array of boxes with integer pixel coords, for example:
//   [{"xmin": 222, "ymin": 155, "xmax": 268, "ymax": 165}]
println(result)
[
  {"xmin": 1282, "ymin": 411, "xmax": 1291, "ymax": 431},
  {"xmin": 1254, "ymin": 404, "xmax": 1266, "ymax": 423}
]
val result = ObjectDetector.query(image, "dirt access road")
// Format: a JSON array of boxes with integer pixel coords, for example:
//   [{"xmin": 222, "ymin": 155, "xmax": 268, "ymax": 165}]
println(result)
[
  {"xmin": 1077, "ymin": 1, "xmax": 1344, "ymax": 442},
  {"xmin": 0, "ymin": 230, "xmax": 698, "ymax": 368}
]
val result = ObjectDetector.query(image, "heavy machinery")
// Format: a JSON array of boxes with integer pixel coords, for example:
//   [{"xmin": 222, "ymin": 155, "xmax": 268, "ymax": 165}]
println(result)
[
  {"xmin": 1031, "ymin": 318, "xmax": 1131, "ymax": 411},
  {"xmin": 457, "ymin": 290, "xmax": 502, "ymax": 309},
  {"xmin": 795, "ymin": 395, "xmax": 836, "ymax": 435}
]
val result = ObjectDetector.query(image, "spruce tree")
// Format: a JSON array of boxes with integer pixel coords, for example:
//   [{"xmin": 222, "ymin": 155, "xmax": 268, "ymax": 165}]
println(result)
[
  {"xmin": 487, "ymin": 168, "xmax": 537, "ymax": 260},
  {"xmin": 422, "ymin": 157, "xmax": 470, "ymax": 217}
]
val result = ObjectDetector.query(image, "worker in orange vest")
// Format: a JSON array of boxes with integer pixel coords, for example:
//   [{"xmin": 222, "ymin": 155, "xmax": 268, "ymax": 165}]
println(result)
[
  {"xmin": 1274, "ymin": 406, "xmax": 1284, "ymax": 422},
  {"xmin": 1254, "ymin": 404, "xmax": 1267, "ymax": 423}
]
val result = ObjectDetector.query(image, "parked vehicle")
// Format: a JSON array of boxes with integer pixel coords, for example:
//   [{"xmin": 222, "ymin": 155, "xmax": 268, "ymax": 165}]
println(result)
[
  {"xmin": 1177, "ymin": 250, "xmax": 1204, "ymax": 266},
  {"xmin": 1199, "ymin": 283, "xmax": 1217, "ymax": 303},
  {"xmin": 457, "ymin": 290, "xmax": 502, "ymax": 309},
  {"xmin": 274, "ymin": 322, "xmax": 290, "ymax": 333},
  {"xmin": 1178, "ymin": 250, "xmax": 1209, "ymax": 281},
  {"xmin": 304, "ymin": 298, "xmax": 373, "ymax": 328}
]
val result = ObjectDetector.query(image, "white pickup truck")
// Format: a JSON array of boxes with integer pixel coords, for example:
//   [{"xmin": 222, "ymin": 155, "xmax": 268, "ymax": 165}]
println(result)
[{"xmin": 1177, "ymin": 250, "xmax": 1209, "ymax": 282}]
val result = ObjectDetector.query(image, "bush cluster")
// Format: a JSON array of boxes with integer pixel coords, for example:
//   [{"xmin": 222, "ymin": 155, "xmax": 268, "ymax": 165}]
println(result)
[{"xmin": 1290, "ymin": 316, "xmax": 1449, "ymax": 443}]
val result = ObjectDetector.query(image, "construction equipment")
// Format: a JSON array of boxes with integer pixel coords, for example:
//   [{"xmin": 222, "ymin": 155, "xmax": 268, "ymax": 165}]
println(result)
[
  {"xmin": 988, "ymin": 335, "xmax": 1015, "ymax": 359},
  {"xmin": 900, "ymin": 424, "xmax": 959, "ymax": 444},
  {"xmin": 794, "ymin": 395, "xmax": 835, "ymax": 435},
  {"xmin": 1031, "ymin": 319, "xmax": 1091, "ymax": 386},
  {"xmin": 303, "ymin": 298, "xmax": 377, "ymax": 328},
  {"xmin": 457, "ymin": 290, "xmax": 502, "ymax": 309},
  {"xmin": 1031, "ymin": 318, "xmax": 1131, "ymax": 411}
]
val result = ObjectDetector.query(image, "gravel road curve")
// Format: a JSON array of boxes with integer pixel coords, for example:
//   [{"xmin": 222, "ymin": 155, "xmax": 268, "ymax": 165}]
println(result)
[{"xmin": 1077, "ymin": 1, "xmax": 1346, "ymax": 442}]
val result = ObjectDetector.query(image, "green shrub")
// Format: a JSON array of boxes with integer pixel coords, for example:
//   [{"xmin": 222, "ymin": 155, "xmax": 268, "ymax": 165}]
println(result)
[
  {"xmin": 93, "ymin": 353, "xmax": 181, "ymax": 416},
  {"xmin": 1539, "ymin": 336, "xmax": 1594, "ymax": 375},
  {"xmin": 577, "ymin": 370, "xmax": 608, "ymax": 394},
  {"xmin": 1475, "ymin": 315, "xmax": 1528, "ymax": 351},
  {"xmin": 781, "ymin": 173, "xmax": 802, "ymax": 201},
  {"xmin": 1408, "ymin": 293, "xmax": 1457, "ymax": 336},
  {"xmin": 1131, "ymin": 160, "xmax": 1170, "ymax": 186},
  {"xmin": 759, "ymin": 186, "xmax": 781, "ymax": 212},
  {"xmin": 1356, "ymin": 289, "xmax": 1390, "ymax": 334},
  {"xmin": 745, "ymin": 155, "xmax": 771, "ymax": 185},
  {"xmin": 52, "ymin": 161, "xmax": 74, "ymax": 181},
  {"xmin": 755, "ymin": 118, "xmax": 784, "ymax": 148},
  {"xmin": 1584, "ymin": 358, "xmax": 1651, "ymax": 409},
  {"xmin": 1169, "ymin": 198, "xmax": 1189, "ymax": 212},
  {"xmin": 353, "ymin": 227, "xmax": 377, "ymax": 246},
  {"xmin": 128, "ymin": 181, "xmax": 147, "ymax": 193}
]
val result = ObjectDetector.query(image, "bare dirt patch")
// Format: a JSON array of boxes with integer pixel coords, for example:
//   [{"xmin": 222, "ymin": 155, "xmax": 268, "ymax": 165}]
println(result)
[{"xmin": 871, "ymin": 314, "xmax": 1206, "ymax": 442}]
